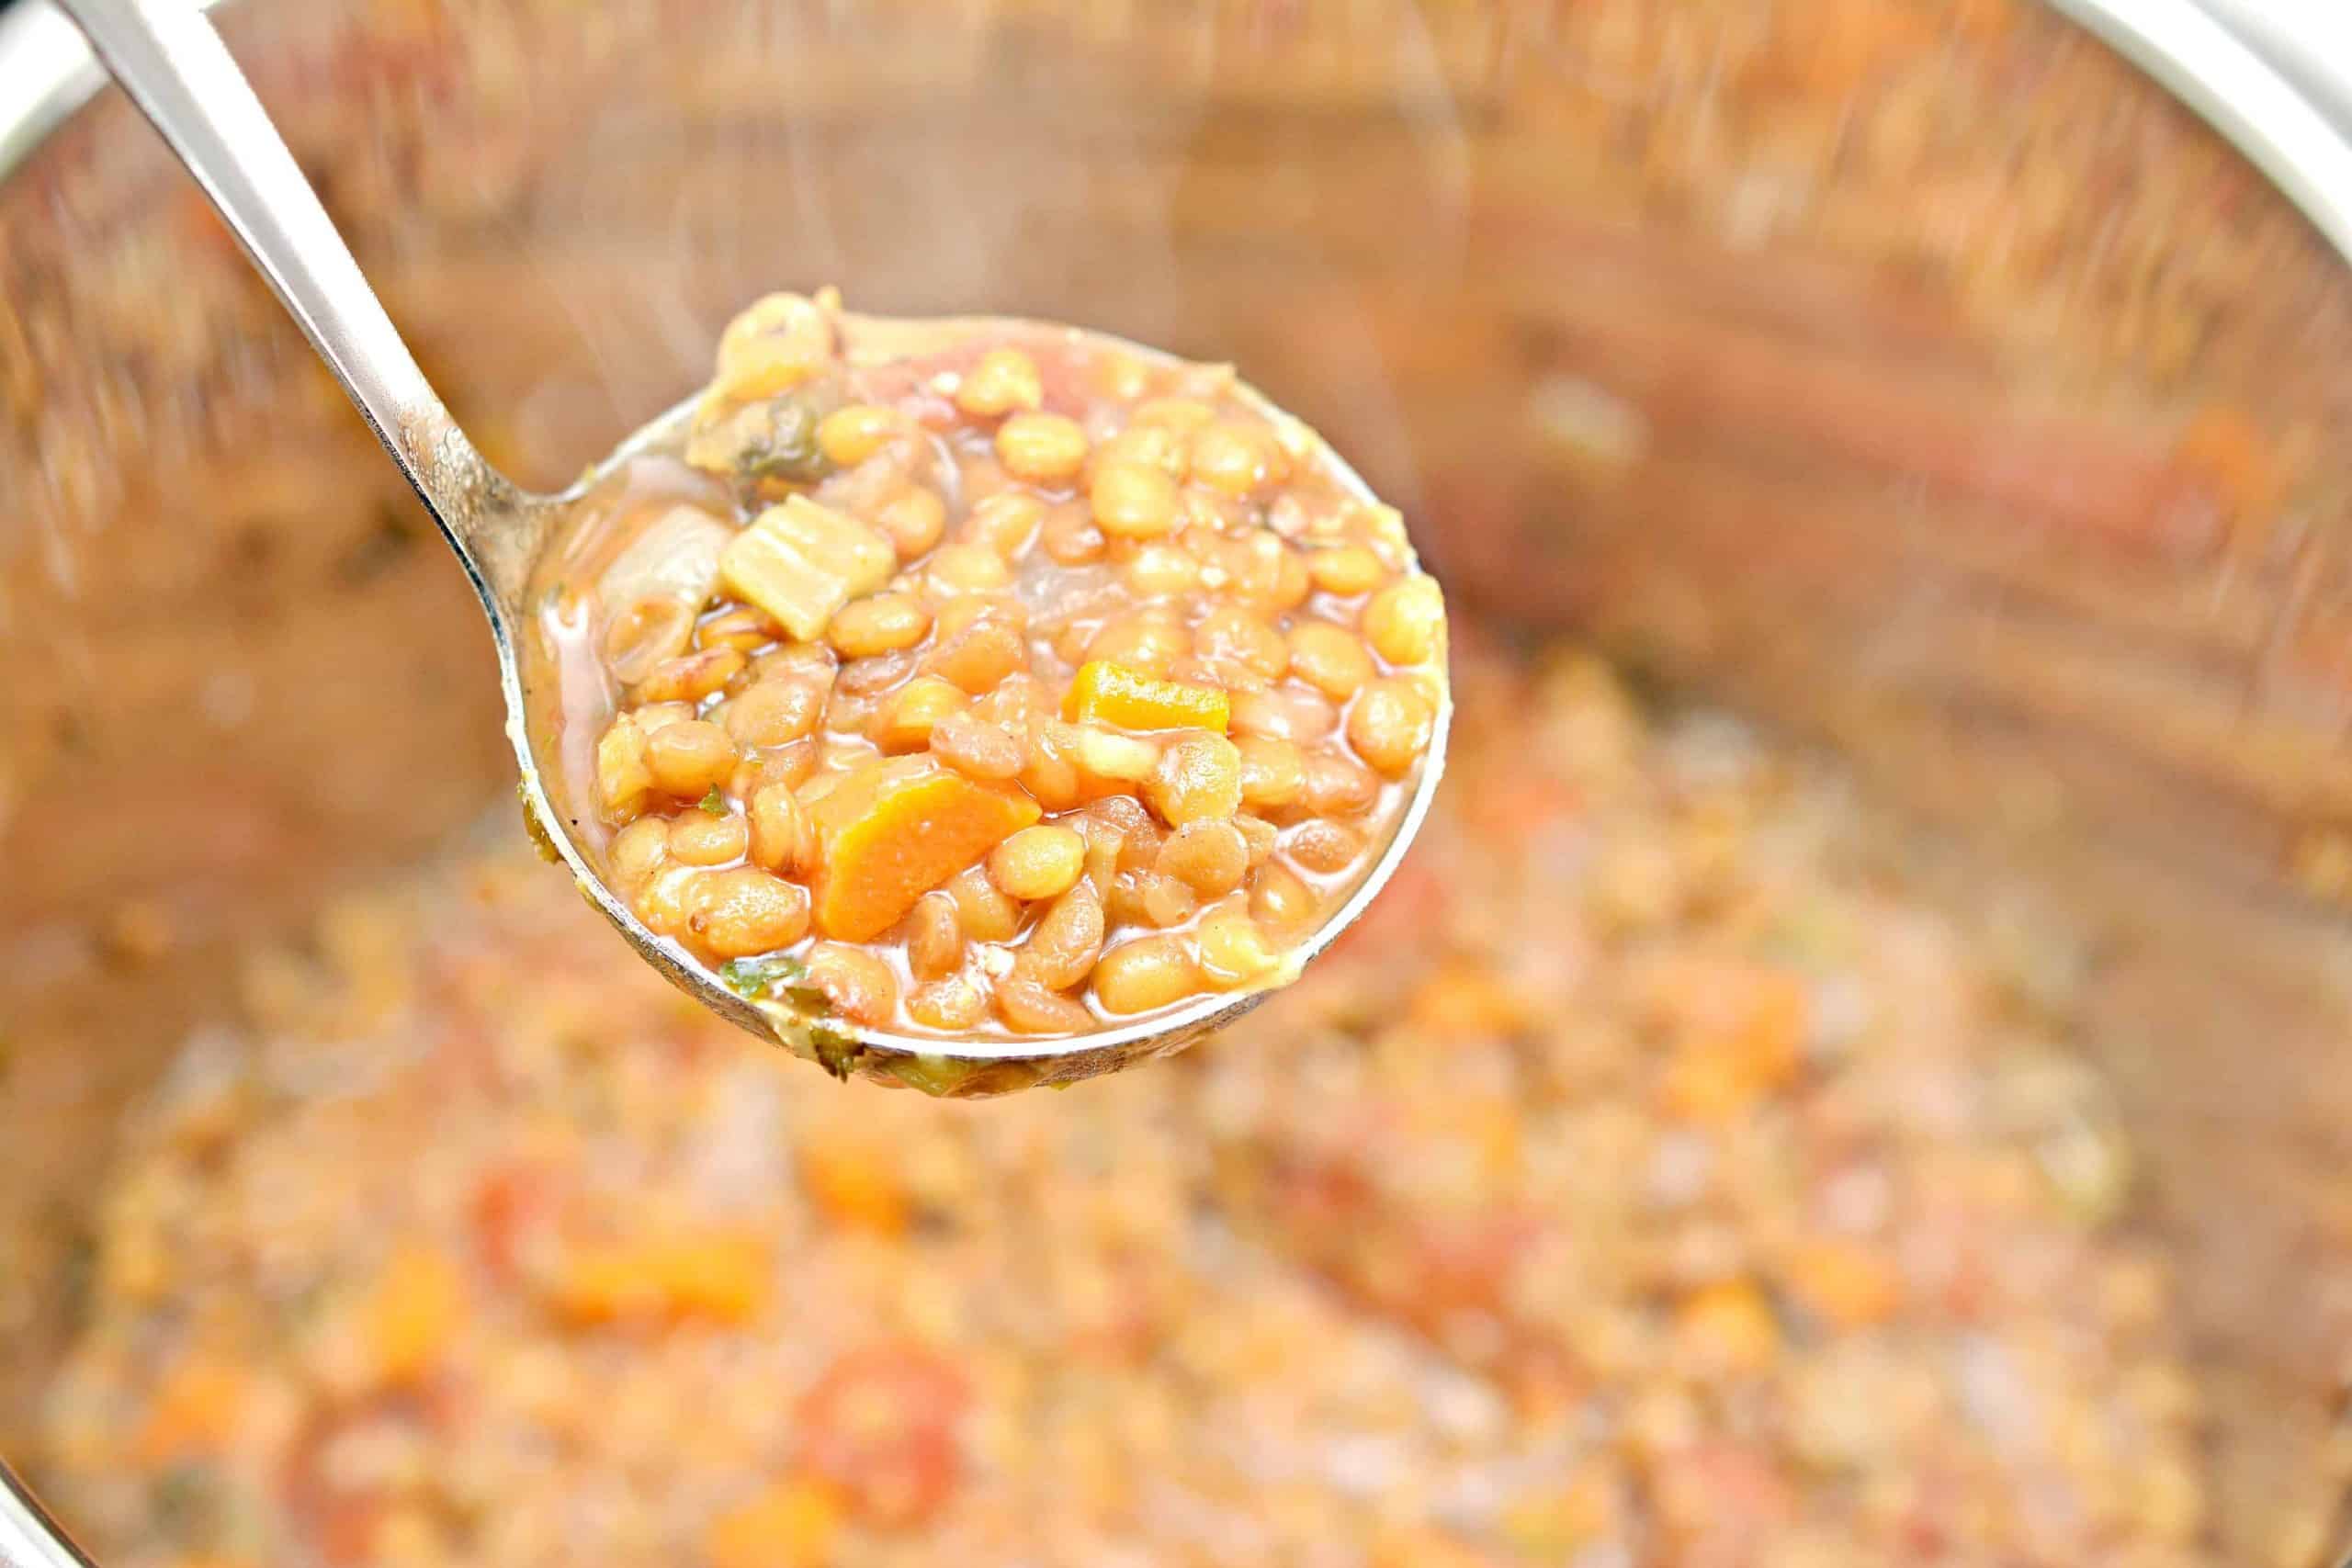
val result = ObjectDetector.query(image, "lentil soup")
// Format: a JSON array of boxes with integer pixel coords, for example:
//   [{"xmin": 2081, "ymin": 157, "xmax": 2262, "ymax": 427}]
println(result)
[
  {"xmin": 35, "ymin": 644, "xmax": 2211, "ymax": 1568},
  {"xmin": 535, "ymin": 292, "xmax": 1448, "ymax": 1044}
]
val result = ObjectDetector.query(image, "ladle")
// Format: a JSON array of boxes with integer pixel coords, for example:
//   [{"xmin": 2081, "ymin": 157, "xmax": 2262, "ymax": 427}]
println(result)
[{"xmin": 54, "ymin": 0, "xmax": 1451, "ymax": 1093}]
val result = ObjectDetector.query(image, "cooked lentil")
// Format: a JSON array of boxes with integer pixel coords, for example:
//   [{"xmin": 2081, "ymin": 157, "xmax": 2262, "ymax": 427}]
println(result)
[{"xmin": 544, "ymin": 292, "xmax": 1447, "ymax": 1043}]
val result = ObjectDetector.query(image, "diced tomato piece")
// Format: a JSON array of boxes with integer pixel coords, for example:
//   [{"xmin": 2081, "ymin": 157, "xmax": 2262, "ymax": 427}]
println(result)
[{"xmin": 795, "ymin": 1344, "xmax": 970, "ymax": 1529}]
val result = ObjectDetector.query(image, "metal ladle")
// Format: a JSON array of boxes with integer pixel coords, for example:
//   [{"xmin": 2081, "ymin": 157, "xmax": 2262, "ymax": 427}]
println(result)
[{"xmin": 51, "ymin": 0, "xmax": 1451, "ymax": 1097}]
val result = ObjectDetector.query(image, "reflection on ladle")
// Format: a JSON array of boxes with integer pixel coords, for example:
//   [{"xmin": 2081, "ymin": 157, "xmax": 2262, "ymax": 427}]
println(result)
[{"xmin": 57, "ymin": 0, "xmax": 1451, "ymax": 1092}]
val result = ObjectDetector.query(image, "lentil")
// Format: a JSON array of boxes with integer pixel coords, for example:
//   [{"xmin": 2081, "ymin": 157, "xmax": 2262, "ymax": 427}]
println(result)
[
  {"xmin": 1306, "ymin": 543, "xmax": 1388, "ymax": 596},
  {"xmin": 928, "ymin": 711, "xmax": 1026, "ymax": 782},
  {"xmin": 1285, "ymin": 818, "xmax": 1366, "ymax": 874},
  {"xmin": 815, "ymin": 402, "xmax": 906, "ymax": 468},
  {"xmin": 1300, "ymin": 748, "xmax": 1381, "ymax": 818},
  {"xmin": 1015, "ymin": 882, "xmax": 1105, "ymax": 990},
  {"xmin": 1195, "ymin": 905, "xmax": 1281, "ymax": 987},
  {"xmin": 827, "ymin": 592, "xmax": 933, "ymax": 658},
  {"xmin": 954, "ymin": 346, "xmax": 1044, "ymax": 418},
  {"xmin": 1139, "ymin": 733, "xmax": 1240, "ymax": 829},
  {"xmin": 801, "ymin": 943, "xmax": 899, "ymax": 1029},
  {"xmin": 632, "ymin": 644, "xmax": 748, "ymax": 704},
  {"xmin": 607, "ymin": 815, "xmax": 671, "ymax": 887},
  {"xmin": 695, "ymin": 604, "xmax": 780, "ymax": 653},
  {"xmin": 1236, "ymin": 735, "xmax": 1307, "ymax": 808},
  {"xmin": 987, "ymin": 825, "xmax": 1088, "ymax": 903},
  {"xmin": 644, "ymin": 719, "xmax": 739, "ymax": 799},
  {"xmin": 669, "ymin": 811, "xmax": 750, "ymax": 866},
  {"xmin": 1363, "ymin": 575, "xmax": 1446, "ymax": 666},
  {"xmin": 945, "ymin": 863, "xmax": 1023, "ymax": 946},
  {"xmin": 1157, "ymin": 820, "xmax": 1250, "ymax": 896},
  {"xmin": 905, "ymin": 975, "xmax": 987, "ymax": 1032},
  {"xmin": 994, "ymin": 412, "xmax": 1089, "ymax": 483},
  {"xmin": 964, "ymin": 493, "xmax": 1045, "ymax": 558},
  {"xmin": 1286, "ymin": 622, "xmax": 1374, "ymax": 699},
  {"xmin": 906, "ymin": 893, "xmax": 964, "ymax": 980},
  {"xmin": 1346, "ymin": 677, "xmax": 1437, "ymax": 777},
  {"xmin": 1134, "ymin": 870, "xmax": 1199, "ymax": 929},
  {"xmin": 1090, "ymin": 460, "xmax": 1181, "ymax": 538},
  {"xmin": 1037, "ymin": 502, "xmax": 1106, "ymax": 565},
  {"xmin": 873, "ymin": 486, "xmax": 947, "ymax": 558},
  {"xmin": 1187, "ymin": 420, "xmax": 1285, "ymax": 494},
  {"xmin": 994, "ymin": 978, "xmax": 1095, "ymax": 1036},
  {"xmin": 747, "ymin": 784, "xmax": 818, "ymax": 877},
  {"xmin": 1091, "ymin": 936, "xmax": 1201, "ymax": 1014},
  {"xmin": 685, "ymin": 867, "xmax": 811, "ymax": 958},
  {"xmin": 722, "ymin": 677, "xmax": 827, "ymax": 748}
]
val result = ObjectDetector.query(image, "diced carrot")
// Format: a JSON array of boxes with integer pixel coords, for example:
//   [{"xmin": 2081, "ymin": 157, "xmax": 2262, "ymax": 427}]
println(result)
[
  {"xmin": 2172, "ymin": 403, "xmax": 2281, "ymax": 531},
  {"xmin": 1781, "ymin": 1238, "xmax": 1904, "ymax": 1328},
  {"xmin": 797, "ymin": 1131, "xmax": 911, "ymax": 1236},
  {"xmin": 548, "ymin": 1249, "xmax": 639, "ymax": 1324},
  {"xmin": 1653, "ymin": 960, "xmax": 1807, "ymax": 1121},
  {"xmin": 1062, "ymin": 660, "xmax": 1231, "ymax": 734},
  {"xmin": 707, "ymin": 1479, "xmax": 845, "ymax": 1568},
  {"xmin": 808, "ymin": 757, "xmax": 1041, "ymax": 942},
  {"xmin": 1657, "ymin": 1043, "xmax": 1754, "ymax": 1122},
  {"xmin": 550, "ymin": 1232, "xmax": 770, "ymax": 1327},
  {"xmin": 138, "ymin": 1357, "xmax": 247, "ymax": 1462},
  {"xmin": 1672, "ymin": 1280, "xmax": 1780, "ymax": 1375},
  {"xmin": 872, "ymin": 675, "xmax": 968, "ymax": 753},
  {"xmin": 364, "ymin": 1245, "xmax": 465, "ymax": 1387},
  {"xmin": 662, "ymin": 1233, "xmax": 769, "ymax": 1322},
  {"xmin": 670, "ymin": 1237, "xmax": 755, "ymax": 1321},
  {"xmin": 1408, "ymin": 960, "xmax": 1528, "ymax": 1037}
]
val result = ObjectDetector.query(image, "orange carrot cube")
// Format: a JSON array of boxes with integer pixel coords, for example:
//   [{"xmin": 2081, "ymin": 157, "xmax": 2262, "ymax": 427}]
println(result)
[{"xmin": 1062, "ymin": 660, "xmax": 1230, "ymax": 734}]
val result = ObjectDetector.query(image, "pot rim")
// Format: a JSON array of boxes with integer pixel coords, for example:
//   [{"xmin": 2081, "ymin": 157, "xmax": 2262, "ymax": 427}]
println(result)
[{"xmin": 2, "ymin": 0, "xmax": 2349, "ymax": 263}]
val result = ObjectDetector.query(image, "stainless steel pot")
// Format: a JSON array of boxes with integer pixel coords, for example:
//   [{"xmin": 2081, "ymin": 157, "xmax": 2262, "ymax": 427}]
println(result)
[{"xmin": 5, "ymin": 1, "xmax": 2350, "ymax": 1562}]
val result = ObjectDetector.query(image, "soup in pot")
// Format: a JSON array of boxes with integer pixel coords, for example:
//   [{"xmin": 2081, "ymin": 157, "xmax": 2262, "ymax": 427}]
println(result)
[{"xmin": 34, "ymin": 640, "xmax": 2207, "ymax": 1568}]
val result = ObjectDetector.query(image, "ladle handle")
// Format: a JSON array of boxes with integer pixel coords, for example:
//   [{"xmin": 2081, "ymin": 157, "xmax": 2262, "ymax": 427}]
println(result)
[
  {"xmin": 0, "ymin": 1464, "xmax": 94, "ymax": 1568},
  {"xmin": 53, "ymin": 0, "xmax": 528, "ymax": 611}
]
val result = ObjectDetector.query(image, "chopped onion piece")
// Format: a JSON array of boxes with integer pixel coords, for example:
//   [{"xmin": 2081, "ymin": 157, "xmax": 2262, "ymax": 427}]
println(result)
[
  {"xmin": 597, "ymin": 506, "xmax": 735, "ymax": 681},
  {"xmin": 719, "ymin": 495, "xmax": 897, "ymax": 643}
]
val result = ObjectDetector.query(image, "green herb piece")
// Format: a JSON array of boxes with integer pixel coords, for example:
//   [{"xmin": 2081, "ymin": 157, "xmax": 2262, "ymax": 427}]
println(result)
[
  {"xmin": 516, "ymin": 782, "xmax": 563, "ymax": 864},
  {"xmin": 698, "ymin": 787, "xmax": 727, "ymax": 816},
  {"xmin": 810, "ymin": 1025, "xmax": 862, "ymax": 1080},
  {"xmin": 890, "ymin": 1053, "xmax": 977, "ymax": 1098},
  {"xmin": 152, "ymin": 1462, "xmax": 219, "ymax": 1537},
  {"xmin": 740, "ymin": 398, "xmax": 832, "ymax": 484},
  {"xmin": 718, "ymin": 953, "xmax": 807, "ymax": 1001}
]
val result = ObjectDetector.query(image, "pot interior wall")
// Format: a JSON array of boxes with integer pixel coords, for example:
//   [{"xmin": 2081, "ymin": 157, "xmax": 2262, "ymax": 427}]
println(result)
[{"xmin": 5, "ymin": 0, "xmax": 2352, "ymax": 1556}]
